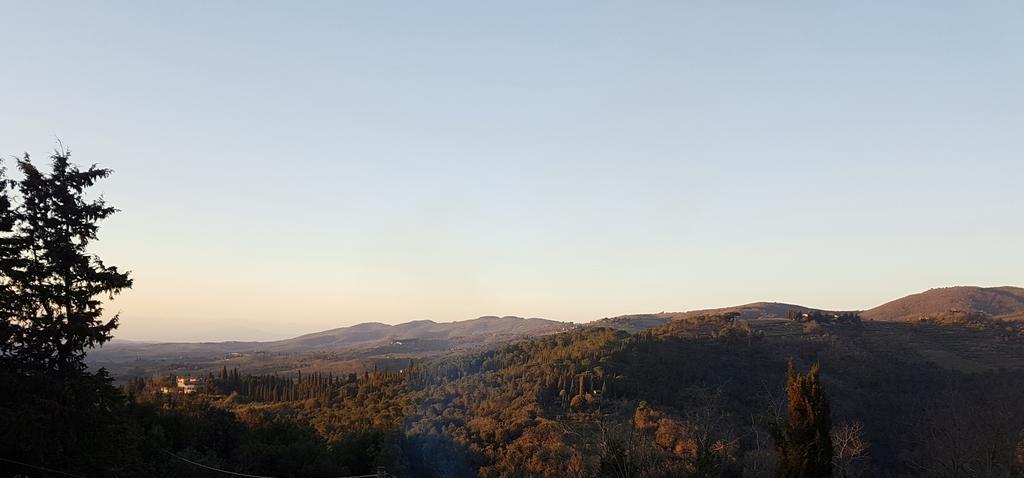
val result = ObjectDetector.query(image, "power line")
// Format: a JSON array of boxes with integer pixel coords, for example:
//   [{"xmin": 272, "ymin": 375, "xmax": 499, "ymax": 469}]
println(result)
[
  {"xmin": 163, "ymin": 451, "xmax": 392, "ymax": 478},
  {"xmin": 162, "ymin": 450, "xmax": 275, "ymax": 478},
  {"xmin": 0, "ymin": 457, "xmax": 86, "ymax": 478}
]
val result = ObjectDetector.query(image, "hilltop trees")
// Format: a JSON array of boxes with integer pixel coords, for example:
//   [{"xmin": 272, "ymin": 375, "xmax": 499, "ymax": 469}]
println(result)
[{"xmin": 771, "ymin": 361, "xmax": 833, "ymax": 478}]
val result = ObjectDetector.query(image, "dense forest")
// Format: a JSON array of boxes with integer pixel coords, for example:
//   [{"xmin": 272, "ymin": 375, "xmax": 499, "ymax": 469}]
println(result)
[
  {"xmin": 3, "ymin": 152, "xmax": 1024, "ymax": 477},
  {"xmin": 110, "ymin": 314, "xmax": 1024, "ymax": 478}
]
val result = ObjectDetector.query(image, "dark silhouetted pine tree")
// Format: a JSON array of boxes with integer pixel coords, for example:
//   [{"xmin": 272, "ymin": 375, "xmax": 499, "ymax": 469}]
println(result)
[
  {"xmin": 0, "ymin": 148, "xmax": 140, "ymax": 475},
  {"xmin": 0, "ymin": 149, "xmax": 132, "ymax": 372}
]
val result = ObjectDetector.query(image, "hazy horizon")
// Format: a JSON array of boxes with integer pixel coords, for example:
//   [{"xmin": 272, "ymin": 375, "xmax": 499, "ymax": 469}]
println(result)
[
  {"xmin": 109, "ymin": 283, "xmax": 1020, "ymax": 342},
  {"xmin": 3, "ymin": 2, "xmax": 1022, "ymax": 342}
]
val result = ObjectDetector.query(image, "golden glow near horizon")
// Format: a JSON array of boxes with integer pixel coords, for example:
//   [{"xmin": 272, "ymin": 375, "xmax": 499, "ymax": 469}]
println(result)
[{"xmin": 5, "ymin": 3, "xmax": 1022, "ymax": 341}]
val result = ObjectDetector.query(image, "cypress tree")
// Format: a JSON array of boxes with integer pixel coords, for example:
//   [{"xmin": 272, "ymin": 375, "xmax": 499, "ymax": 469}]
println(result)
[{"xmin": 772, "ymin": 360, "xmax": 833, "ymax": 478}]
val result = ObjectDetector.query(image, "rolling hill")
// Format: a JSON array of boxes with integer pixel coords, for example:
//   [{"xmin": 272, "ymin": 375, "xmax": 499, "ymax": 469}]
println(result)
[
  {"xmin": 593, "ymin": 301, "xmax": 847, "ymax": 332},
  {"xmin": 595, "ymin": 286, "xmax": 1024, "ymax": 332},
  {"xmin": 268, "ymin": 315, "xmax": 568, "ymax": 352},
  {"xmin": 861, "ymin": 286, "xmax": 1024, "ymax": 322},
  {"xmin": 89, "ymin": 315, "xmax": 568, "ymax": 363},
  {"xmin": 90, "ymin": 285, "xmax": 1024, "ymax": 376}
]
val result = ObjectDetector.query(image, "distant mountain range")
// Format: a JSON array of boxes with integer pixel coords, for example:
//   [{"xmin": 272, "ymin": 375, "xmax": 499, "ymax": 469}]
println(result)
[
  {"xmin": 90, "ymin": 286, "xmax": 1024, "ymax": 365},
  {"xmin": 90, "ymin": 316, "xmax": 569, "ymax": 362},
  {"xmin": 269, "ymin": 316, "xmax": 567, "ymax": 352}
]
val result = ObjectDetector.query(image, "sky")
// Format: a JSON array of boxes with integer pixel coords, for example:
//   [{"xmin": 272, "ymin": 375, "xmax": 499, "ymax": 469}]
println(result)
[{"xmin": 1, "ymin": 1, "xmax": 1022, "ymax": 341}]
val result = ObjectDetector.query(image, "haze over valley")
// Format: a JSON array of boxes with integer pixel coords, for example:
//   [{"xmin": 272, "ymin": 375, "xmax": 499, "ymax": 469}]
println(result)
[{"xmin": 4, "ymin": 2, "xmax": 1023, "ymax": 477}]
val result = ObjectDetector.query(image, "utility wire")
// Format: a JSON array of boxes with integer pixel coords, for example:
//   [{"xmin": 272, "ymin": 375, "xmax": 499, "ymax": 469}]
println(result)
[
  {"xmin": 163, "ymin": 450, "xmax": 391, "ymax": 478},
  {"xmin": 162, "ymin": 450, "xmax": 275, "ymax": 478},
  {"xmin": 0, "ymin": 457, "xmax": 87, "ymax": 478}
]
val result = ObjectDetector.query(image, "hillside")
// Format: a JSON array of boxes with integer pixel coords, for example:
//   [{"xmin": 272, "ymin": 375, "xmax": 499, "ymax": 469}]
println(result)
[
  {"xmin": 95, "ymin": 286, "xmax": 1024, "ymax": 363},
  {"xmin": 594, "ymin": 301, "xmax": 845, "ymax": 332},
  {"xmin": 101, "ymin": 290, "xmax": 1024, "ymax": 476},
  {"xmin": 861, "ymin": 286, "xmax": 1024, "ymax": 322},
  {"xmin": 89, "ymin": 315, "xmax": 568, "ymax": 364},
  {"xmin": 268, "ymin": 315, "xmax": 568, "ymax": 352},
  {"xmin": 122, "ymin": 307, "xmax": 1024, "ymax": 477},
  {"xmin": 596, "ymin": 287, "xmax": 1024, "ymax": 332}
]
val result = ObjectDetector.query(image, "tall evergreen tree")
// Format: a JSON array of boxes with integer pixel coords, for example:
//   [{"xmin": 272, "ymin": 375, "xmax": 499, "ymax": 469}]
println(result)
[
  {"xmin": 771, "ymin": 360, "xmax": 833, "ymax": 478},
  {"xmin": 0, "ymin": 150, "xmax": 132, "ymax": 372},
  {"xmin": 0, "ymin": 163, "xmax": 24, "ymax": 364},
  {"xmin": 0, "ymin": 148, "xmax": 140, "ymax": 475}
]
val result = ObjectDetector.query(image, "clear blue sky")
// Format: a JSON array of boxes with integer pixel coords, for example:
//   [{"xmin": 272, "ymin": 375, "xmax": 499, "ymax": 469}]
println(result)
[{"xmin": 2, "ymin": 1, "xmax": 1021, "ymax": 341}]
